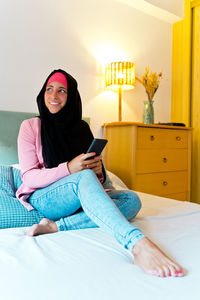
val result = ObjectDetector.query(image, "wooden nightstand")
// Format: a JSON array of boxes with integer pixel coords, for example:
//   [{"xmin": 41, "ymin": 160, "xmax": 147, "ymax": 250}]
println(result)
[{"xmin": 103, "ymin": 122, "xmax": 192, "ymax": 201}]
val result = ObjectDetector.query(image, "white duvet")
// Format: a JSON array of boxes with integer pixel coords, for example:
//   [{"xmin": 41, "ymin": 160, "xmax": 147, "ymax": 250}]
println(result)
[{"xmin": 0, "ymin": 171, "xmax": 199, "ymax": 300}]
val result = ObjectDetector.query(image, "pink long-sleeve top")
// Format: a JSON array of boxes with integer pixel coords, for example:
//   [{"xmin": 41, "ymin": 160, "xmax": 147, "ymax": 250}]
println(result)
[{"xmin": 16, "ymin": 117, "xmax": 104, "ymax": 211}]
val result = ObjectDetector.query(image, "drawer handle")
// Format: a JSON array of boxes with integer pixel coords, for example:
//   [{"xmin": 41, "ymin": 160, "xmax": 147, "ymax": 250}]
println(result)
[
  {"xmin": 150, "ymin": 135, "xmax": 155, "ymax": 141},
  {"xmin": 162, "ymin": 181, "xmax": 168, "ymax": 186},
  {"xmin": 176, "ymin": 136, "xmax": 181, "ymax": 141},
  {"xmin": 163, "ymin": 157, "xmax": 167, "ymax": 163}
]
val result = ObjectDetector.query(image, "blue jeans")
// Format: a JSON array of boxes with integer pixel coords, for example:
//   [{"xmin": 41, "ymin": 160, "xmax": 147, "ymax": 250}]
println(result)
[{"xmin": 29, "ymin": 169, "xmax": 145, "ymax": 250}]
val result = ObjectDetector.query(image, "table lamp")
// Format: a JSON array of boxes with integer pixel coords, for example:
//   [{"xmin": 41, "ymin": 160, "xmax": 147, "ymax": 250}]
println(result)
[{"xmin": 105, "ymin": 61, "xmax": 135, "ymax": 121}]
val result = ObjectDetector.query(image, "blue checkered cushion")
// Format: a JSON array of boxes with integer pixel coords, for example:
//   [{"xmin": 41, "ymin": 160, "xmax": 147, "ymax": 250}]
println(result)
[{"xmin": 0, "ymin": 165, "xmax": 44, "ymax": 229}]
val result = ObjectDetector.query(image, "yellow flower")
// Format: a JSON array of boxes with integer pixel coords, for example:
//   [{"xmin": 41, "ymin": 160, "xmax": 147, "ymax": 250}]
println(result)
[{"xmin": 136, "ymin": 68, "xmax": 162, "ymax": 101}]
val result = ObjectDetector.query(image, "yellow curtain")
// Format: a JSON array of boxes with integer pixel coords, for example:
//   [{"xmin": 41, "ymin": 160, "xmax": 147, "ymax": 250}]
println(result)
[
  {"xmin": 171, "ymin": 0, "xmax": 200, "ymax": 204},
  {"xmin": 171, "ymin": 0, "xmax": 191, "ymax": 126},
  {"xmin": 191, "ymin": 5, "xmax": 200, "ymax": 203}
]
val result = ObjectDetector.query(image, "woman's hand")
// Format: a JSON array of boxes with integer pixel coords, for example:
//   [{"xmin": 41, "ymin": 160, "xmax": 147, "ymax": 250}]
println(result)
[
  {"xmin": 87, "ymin": 155, "xmax": 103, "ymax": 175},
  {"xmin": 67, "ymin": 153, "xmax": 102, "ymax": 175}
]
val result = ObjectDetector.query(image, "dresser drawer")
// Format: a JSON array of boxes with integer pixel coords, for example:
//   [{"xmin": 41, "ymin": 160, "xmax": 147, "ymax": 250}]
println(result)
[
  {"xmin": 164, "ymin": 192, "xmax": 188, "ymax": 201},
  {"xmin": 137, "ymin": 127, "xmax": 188, "ymax": 149},
  {"xmin": 136, "ymin": 149, "xmax": 188, "ymax": 173},
  {"xmin": 135, "ymin": 171, "xmax": 188, "ymax": 196}
]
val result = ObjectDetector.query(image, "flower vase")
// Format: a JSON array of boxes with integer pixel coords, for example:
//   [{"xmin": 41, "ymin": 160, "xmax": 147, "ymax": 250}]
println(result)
[{"xmin": 143, "ymin": 100, "xmax": 154, "ymax": 124}]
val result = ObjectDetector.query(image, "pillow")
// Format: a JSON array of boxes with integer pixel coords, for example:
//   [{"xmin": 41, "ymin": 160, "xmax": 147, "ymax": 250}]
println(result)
[
  {"xmin": 0, "ymin": 111, "xmax": 38, "ymax": 165},
  {"xmin": 103, "ymin": 170, "xmax": 128, "ymax": 190},
  {"xmin": 0, "ymin": 165, "xmax": 44, "ymax": 229}
]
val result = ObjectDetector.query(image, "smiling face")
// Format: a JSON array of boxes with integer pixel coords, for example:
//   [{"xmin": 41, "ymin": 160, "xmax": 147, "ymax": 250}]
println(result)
[{"xmin": 44, "ymin": 81, "xmax": 68, "ymax": 114}]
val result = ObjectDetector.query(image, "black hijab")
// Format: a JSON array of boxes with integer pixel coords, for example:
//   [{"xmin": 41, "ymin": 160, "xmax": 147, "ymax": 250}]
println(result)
[{"xmin": 37, "ymin": 69, "xmax": 106, "ymax": 182}]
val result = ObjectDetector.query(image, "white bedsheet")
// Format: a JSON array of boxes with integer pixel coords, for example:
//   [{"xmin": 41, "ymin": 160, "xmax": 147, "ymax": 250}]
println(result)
[{"xmin": 0, "ymin": 172, "xmax": 200, "ymax": 300}]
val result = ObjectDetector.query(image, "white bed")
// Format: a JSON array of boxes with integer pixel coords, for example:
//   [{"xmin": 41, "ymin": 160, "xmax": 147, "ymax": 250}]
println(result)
[{"xmin": 0, "ymin": 171, "xmax": 199, "ymax": 300}]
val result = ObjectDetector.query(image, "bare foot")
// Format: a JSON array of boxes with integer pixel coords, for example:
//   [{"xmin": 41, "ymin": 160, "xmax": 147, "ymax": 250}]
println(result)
[
  {"xmin": 26, "ymin": 218, "xmax": 58, "ymax": 236},
  {"xmin": 132, "ymin": 237, "xmax": 184, "ymax": 277}
]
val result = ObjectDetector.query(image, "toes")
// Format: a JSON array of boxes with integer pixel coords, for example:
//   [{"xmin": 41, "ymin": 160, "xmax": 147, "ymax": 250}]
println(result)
[
  {"xmin": 26, "ymin": 224, "xmax": 38, "ymax": 236},
  {"xmin": 146, "ymin": 269, "xmax": 160, "ymax": 277},
  {"xmin": 147, "ymin": 268, "xmax": 166, "ymax": 277},
  {"xmin": 162, "ymin": 265, "xmax": 171, "ymax": 277},
  {"xmin": 177, "ymin": 270, "xmax": 184, "ymax": 277},
  {"xmin": 158, "ymin": 269, "xmax": 166, "ymax": 277},
  {"xmin": 168, "ymin": 265, "xmax": 180, "ymax": 277},
  {"xmin": 176, "ymin": 267, "xmax": 184, "ymax": 277},
  {"xmin": 149, "ymin": 265, "xmax": 183, "ymax": 278}
]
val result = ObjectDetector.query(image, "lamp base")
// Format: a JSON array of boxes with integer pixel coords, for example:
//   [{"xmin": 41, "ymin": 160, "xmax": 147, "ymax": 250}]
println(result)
[{"xmin": 118, "ymin": 86, "xmax": 122, "ymax": 122}]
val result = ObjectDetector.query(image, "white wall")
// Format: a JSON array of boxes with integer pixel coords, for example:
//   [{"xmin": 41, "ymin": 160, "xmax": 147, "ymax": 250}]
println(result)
[
  {"xmin": 0, "ymin": 0, "xmax": 172, "ymax": 136},
  {"xmin": 114, "ymin": 0, "xmax": 184, "ymax": 23},
  {"xmin": 147, "ymin": 0, "xmax": 184, "ymax": 19}
]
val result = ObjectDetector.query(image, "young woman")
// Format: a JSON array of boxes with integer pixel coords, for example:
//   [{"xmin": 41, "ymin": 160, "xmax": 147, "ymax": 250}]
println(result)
[{"xmin": 16, "ymin": 69, "xmax": 183, "ymax": 278}]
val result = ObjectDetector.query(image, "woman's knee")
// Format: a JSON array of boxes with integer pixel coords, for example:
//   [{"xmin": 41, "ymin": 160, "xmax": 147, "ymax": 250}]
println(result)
[
  {"xmin": 126, "ymin": 190, "xmax": 142, "ymax": 214},
  {"xmin": 75, "ymin": 169, "xmax": 100, "ymax": 189},
  {"xmin": 79, "ymin": 169, "xmax": 97, "ymax": 180},
  {"xmin": 62, "ymin": 169, "xmax": 95, "ymax": 184},
  {"xmin": 81, "ymin": 168, "xmax": 94, "ymax": 175}
]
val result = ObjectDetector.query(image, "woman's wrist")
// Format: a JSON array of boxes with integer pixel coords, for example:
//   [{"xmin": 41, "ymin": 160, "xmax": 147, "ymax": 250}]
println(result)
[{"xmin": 66, "ymin": 162, "xmax": 71, "ymax": 174}]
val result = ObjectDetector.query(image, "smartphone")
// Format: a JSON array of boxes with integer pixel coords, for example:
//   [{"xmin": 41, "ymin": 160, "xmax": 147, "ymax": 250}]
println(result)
[{"xmin": 86, "ymin": 138, "xmax": 108, "ymax": 159}]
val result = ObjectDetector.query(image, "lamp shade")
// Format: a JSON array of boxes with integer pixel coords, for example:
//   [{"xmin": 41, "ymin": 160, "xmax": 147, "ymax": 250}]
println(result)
[{"xmin": 105, "ymin": 61, "xmax": 135, "ymax": 89}]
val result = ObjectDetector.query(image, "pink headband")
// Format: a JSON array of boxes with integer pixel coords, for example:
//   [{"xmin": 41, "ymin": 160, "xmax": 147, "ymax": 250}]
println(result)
[{"xmin": 46, "ymin": 72, "xmax": 68, "ymax": 89}]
